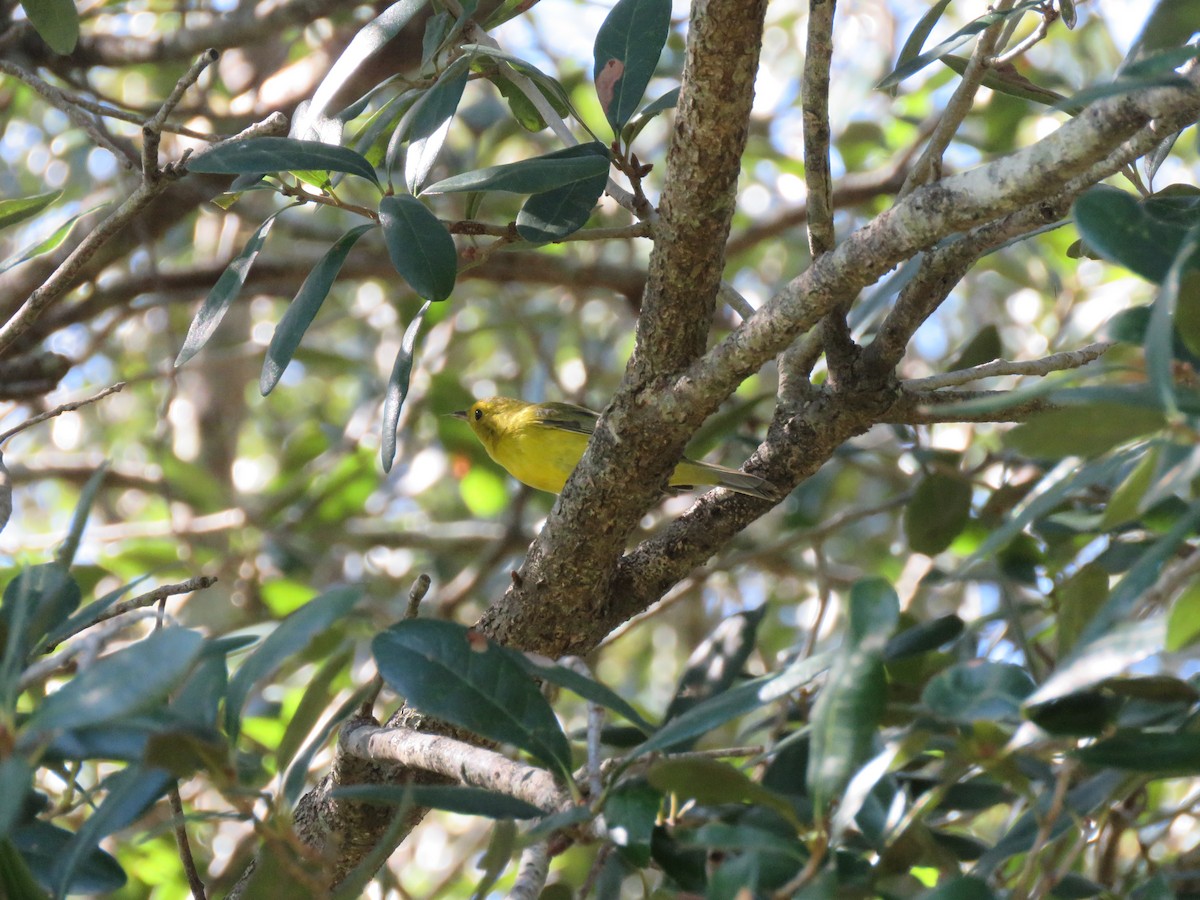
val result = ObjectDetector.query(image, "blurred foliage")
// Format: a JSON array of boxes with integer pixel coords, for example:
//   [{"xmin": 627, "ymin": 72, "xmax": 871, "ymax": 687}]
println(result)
[{"xmin": 4, "ymin": 0, "xmax": 1200, "ymax": 896}]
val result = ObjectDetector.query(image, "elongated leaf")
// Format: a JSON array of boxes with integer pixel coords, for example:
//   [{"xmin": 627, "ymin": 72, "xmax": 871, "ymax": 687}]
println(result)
[
  {"xmin": 922, "ymin": 661, "xmax": 1035, "ymax": 724},
  {"xmin": 663, "ymin": 608, "xmax": 766, "ymax": 734},
  {"xmin": 630, "ymin": 651, "xmax": 831, "ymax": 759},
  {"xmin": 422, "ymin": 142, "xmax": 611, "ymax": 195},
  {"xmin": 877, "ymin": 1, "xmax": 1041, "ymax": 89},
  {"xmin": 189, "ymin": 137, "xmax": 380, "ymax": 186},
  {"xmin": 895, "ymin": 0, "xmax": 953, "ymax": 75},
  {"xmin": 0, "ymin": 757, "xmax": 30, "ymax": 840},
  {"xmin": 1027, "ymin": 616, "xmax": 1165, "ymax": 707},
  {"xmin": 379, "ymin": 194, "xmax": 457, "ymax": 302},
  {"xmin": 516, "ymin": 165, "xmax": 608, "ymax": 242},
  {"xmin": 276, "ymin": 646, "xmax": 353, "ymax": 773},
  {"xmin": 647, "ymin": 758, "xmax": 797, "ymax": 825},
  {"xmin": 593, "ymin": 0, "xmax": 671, "ymax": 131},
  {"xmin": 10, "ymin": 822, "xmax": 125, "ymax": 896},
  {"xmin": 20, "ymin": 0, "xmax": 78, "ymax": 54},
  {"xmin": 22, "ymin": 629, "xmax": 204, "ymax": 738},
  {"xmin": 0, "ymin": 206, "xmax": 92, "ymax": 276},
  {"xmin": 225, "ymin": 586, "xmax": 361, "ymax": 739},
  {"xmin": 941, "ymin": 53, "xmax": 1067, "ymax": 107},
  {"xmin": 513, "ymin": 654, "xmax": 656, "ymax": 735},
  {"xmin": 1149, "ymin": 225, "xmax": 1200, "ymax": 417},
  {"xmin": 1, "ymin": 563, "xmax": 81, "ymax": 666},
  {"xmin": 302, "ymin": 0, "xmax": 429, "ymax": 127},
  {"xmin": 176, "ymin": 208, "xmax": 292, "ymax": 367},
  {"xmin": 622, "ymin": 86, "xmax": 679, "ymax": 145},
  {"xmin": 52, "ymin": 766, "xmax": 172, "ymax": 899},
  {"xmin": 461, "ymin": 43, "xmax": 577, "ymax": 128},
  {"xmin": 282, "ymin": 681, "xmax": 376, "ymax": 808},
  {"xmin": 56, "ymin": 464, "xmax": 107, "ymax": 569},
  {"xmin": 333, "ymin": 784, "xmax": 545, "ymax": 818},
  {"xmin": 381, "ymin": 300, "xmax": 431, "ymax": 472},
  {"xmin": 404, "ymin": 59, "xmax": 470, "ymax": 193},
  {"xmin": 1123, "ymin": 0, "xmax": 1200, "ymax": 70},
  {"xmin": 905, "ymin": 470, "xmax": 972, "ymax": 555},
  {"xmin": 372, "ymin": 619, "xmax": 572, "ymax": 777},
  {"xmin": 807, "ymin": 579, "xmax": 898, "ymax": 813},
  {"xmin": 884, "ymin": 614, "xmax": 964, "ymax": 661},
  {"xmin": 261, "ymin": 223, "xmax": 376, "ymax": 395},
  {"xmin": 1074, "ymin": 730, "xmax": 1200, "ymax": 775},
  {"xmin": 1005, "ymin": 403, "xmax": 1166, "ymax": 459},
  {"xmin": 922, "ymin": 876, "xmax": 997, "ymax": 900},
  {"xmin": 0, "ymin": 191, "xmax": 62, "ymax": 232}
]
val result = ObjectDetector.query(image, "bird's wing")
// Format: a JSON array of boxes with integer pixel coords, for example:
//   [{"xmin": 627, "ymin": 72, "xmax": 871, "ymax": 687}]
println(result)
[{"xmin": 531, "ymin": 401, "xmax": 599, "ymax": 435}]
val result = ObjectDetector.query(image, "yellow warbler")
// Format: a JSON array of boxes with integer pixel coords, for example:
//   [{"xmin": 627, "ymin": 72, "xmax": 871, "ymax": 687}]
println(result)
[{"xmin": 452, "ymin": 397, "xmax": 776, "ymax": 500}]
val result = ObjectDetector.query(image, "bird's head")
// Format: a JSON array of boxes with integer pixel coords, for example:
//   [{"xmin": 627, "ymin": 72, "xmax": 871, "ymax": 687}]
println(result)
[{"xmin": 451, "ymin": 397, "xmax": 529, "ymax": 453}]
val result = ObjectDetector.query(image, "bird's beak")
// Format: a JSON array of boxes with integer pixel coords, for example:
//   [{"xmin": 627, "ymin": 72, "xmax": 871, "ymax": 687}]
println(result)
[{"xmin": 450, "ymin": 410, "xmax": 468, "ymax": 420}]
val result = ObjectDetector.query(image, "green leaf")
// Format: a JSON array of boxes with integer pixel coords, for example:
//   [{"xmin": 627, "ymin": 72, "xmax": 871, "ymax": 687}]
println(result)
[
  {"xmin": 512, "ymin": 654, "xmax": 656, "ymax": 735},
  {"xmin": 404, "ymin": 59, "xmax": 471, "ymax": 193},
  {"xmin": 921, "ymin": 661, "xmax": 1035, "ymax": 724},
  {"xmin": 56, "ymin": 463, "xmax": 107, "ymax": 569},
  {"xmin": 19, "ymin": 0, "xmax": 78, "ymax": 54},
  {"xmin": 893, "ymin": 0, "xmax": 953, "ymax": 85},
  {"xmin": 189, "ymin": 137, "xmax": 381, "ymax": 186},
  {"xmin": 884, "ymin": 614, "xmax": 964, "ymax": 661},
  {"xmin": 261, "ymin": 223, "xmax": 376, "ymax": 395},
  {"xmin": 379, "ymin": 194, "xmax": 457, "ymax": 302},
  {"xmin": 876, "ymin": 1, "xmax": 1041, "ymax": 89},
  {"xmin": 10, "ymin": 822, "xmax": 125, "ymax": 896},
  {"xmin": 379, "ymin": 196, "xmax": 453, "ymax": 309},
  {"xmin": 948, "ymin": 324, "xmax": 1003, "ymax": 372},
  {"xmin": 647, "ymin": 758, "xmax": 797, "ymax": 825},
  {"xmin": 22, "ymin": 629, "xmax": 204, "ymax": 737},
  {"xmin": 333, "ymin": 784, "xmax": 544, "ymax": 818},
  {"xmin": 225, "ymin": 586, "xmax": 361, "ymax": 739},
  {"xmin": 0, "ymin": 836, "xmax": 49, "ymax": 900},
  {"xmin": 516, "ymin": 165, "xmax": 608, "ymax": 242},
  {"xmin": 1073, "ymin": 185, "xmax": 1193, "ymax": 283},
  {"xmin": 176, "ymin": 207, "xmax": 293, "ymax": 367},
  {"xmin": 51, "ymin": 766, "xmax": 172, "ymax": 899},
  {"xmin": 372, "ymin": 619, "xmax": 572, "ymax": 777},
  {"xmin": 0, "ymin": 206, "xmax": 91, "ymax": 276},
  {"xmin": 592, "ymin": 0, "xmax": 671, "ymax": 131},
  {"xmin": 1101, "ymin": 444, "xmax": 1161, "ymax": 529},
  {"xmin": 905, "ymin": 471, "xmax": 972, "ymax": 555},
  {"xmin": 603, "ymin": 780, "xmax": 660, "ymax": 866},
  {"xmin": 1054, "ymin": 562, "xmax": 1110, "ymax": 657},
  {"xmin": 629, "ymin": 651, "xmax": 831, "ymax": 759},
  {"xmin": 621, "ymin": 86, "xmax": 679, "ymax": 145},
  {"xmin": 1005, "ymin": 403, "xmax": 1166, "ymax": 459},
  {"xmin": 302, "ymin": 0, "xmax": 429, "ymax": 127},
  {"xmin": 1, "ymin": 563, "xmax": 81, "ymax": 669},
  {"xmin": 806, "ymin": 579, "xmax": 898, "ymax": 813},
  {"xmin": 0, "ymin": 757, "xmax": 31, "ymax": 839},
  {"xmin": 1027, "ymin": 616, "xmax": 1166, "ymax": 708},
  {"xmin": 1074, "ymin": 730, "xmax": 1200, "ymax": 776},
  {"xmin": 422, "ymin": 142, "xmax": 610, "ymax": 195},
  {"xmin": 664, "ymin": 608, "xmax": 765, "ymax": 732},
  {"xmin": 921, "ymin": 876, "xmax": 997, "ymax": 900},
  {"xmin": 1123, "ymin": 0, "xmax": 1200, "ymax": 69},
  {"xmin": 381, "ymin": 300, "xmax": 431, "ymax": 473},
  {"xmin": 1149, "ymin": 225, "xmax": 1200, "ymax": 416},
  {"xmin": 1167, "ymin": 579, "xmax": 1200, "ymax": 651},
  {"xmin": 0, "ymin": 191, "xmax": 62, "ymax": 232},
  {"xmin": 276, "ymin": 646, "xmax": 352, "ymax": 773}
]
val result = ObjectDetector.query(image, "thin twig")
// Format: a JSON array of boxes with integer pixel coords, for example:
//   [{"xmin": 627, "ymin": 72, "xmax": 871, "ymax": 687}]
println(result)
[
  {"xmin": 43, "ymin": 575, "xmax": 217, "ymax": 653},
  {"xmin": 509, "ymin": 841, "xmax": 550, "ymax": 900},
  {"xmin": 143, "ymin": 48, "xmax": 220, "ymax": 176},
  {"xmin": 900, "ymin": 0, "xmax": 1018, "ymax": 197},
  {"xmin": 0, "ymin": 61, "xmax": 135, "ymax": 167},
  {"xmin": 0, "ymin": 382, "xmax": 126, "ymax": 445},
  {"xmin": 904, "ymin": 342, "xmax": 1112, "ymax": 391},
  {"xmin": 802, "ymin": 0, "xmax": 837, "ymax": 257},
  {"xmin": 169, "ymin": 783, "xmax": 208, "ymax": 900},
  {"xmin": 405, "ymin": 573, "xmax": 432, "ymax": 619},
  {"xmin": 991, "ymin": 7, "xmax": 1056, "ymax": 68}
]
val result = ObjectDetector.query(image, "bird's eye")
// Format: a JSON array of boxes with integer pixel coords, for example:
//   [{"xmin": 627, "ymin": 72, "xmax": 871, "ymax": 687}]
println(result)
[{"xmin": 474, "ymin": 408, "xmax": 483, "ymax": 421}]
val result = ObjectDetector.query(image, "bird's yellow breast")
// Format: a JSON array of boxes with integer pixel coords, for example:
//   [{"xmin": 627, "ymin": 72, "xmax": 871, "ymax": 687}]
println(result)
[{"xmin": 483, "ymin": 421, "xmax": 590, "ymax": 494}]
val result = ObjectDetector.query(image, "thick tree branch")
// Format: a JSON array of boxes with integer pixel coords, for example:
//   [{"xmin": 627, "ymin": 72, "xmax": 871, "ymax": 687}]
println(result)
[{"xmin": 479, "ymin": 0, "xmax": 770, "ymax": 655}]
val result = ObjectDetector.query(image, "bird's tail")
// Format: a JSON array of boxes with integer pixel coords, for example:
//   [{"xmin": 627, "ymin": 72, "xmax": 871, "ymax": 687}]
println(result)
[{"xmin": 672, "ymin": 460, "xmax": 778, "ymax": 500}]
